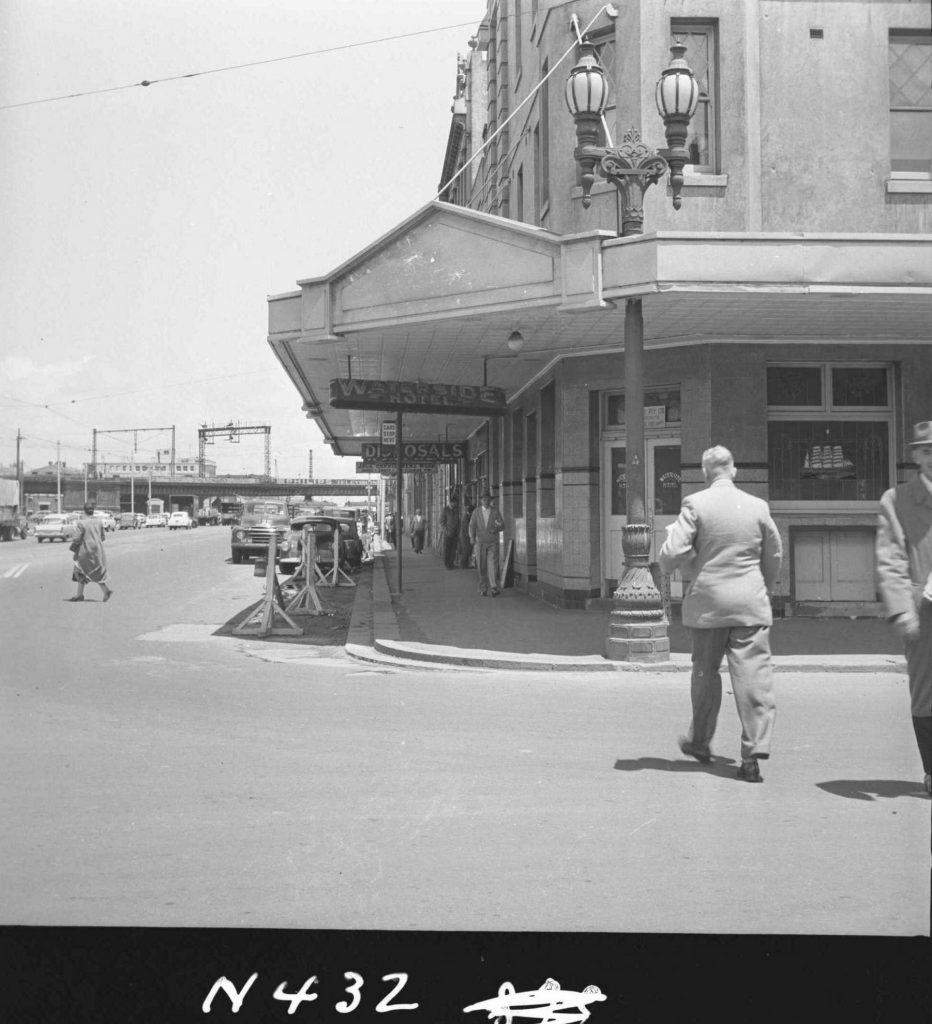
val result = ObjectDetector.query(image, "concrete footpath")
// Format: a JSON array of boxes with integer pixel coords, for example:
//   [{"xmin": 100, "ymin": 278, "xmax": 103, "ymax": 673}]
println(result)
[{"xmin": 345, "ymin": 538, "xmax": 907, "ymax": 673}]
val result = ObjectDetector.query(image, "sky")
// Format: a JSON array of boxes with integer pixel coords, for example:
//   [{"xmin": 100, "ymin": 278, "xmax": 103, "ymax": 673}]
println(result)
[{"xmin": 0, "ymin": 0, "xmax": 482, "ymax": 479}]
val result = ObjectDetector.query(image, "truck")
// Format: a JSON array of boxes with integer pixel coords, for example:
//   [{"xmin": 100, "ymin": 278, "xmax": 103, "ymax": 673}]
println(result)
[
  {"xmin": 0, "ymin": 478, "xmax": 27, "ymax": 541},
  {"xmin": 219, "ymin": 497, "xmax": 245, "ymax": 526},
  {"xmin": 196, "ymin": 502, "xmax": 221, "ymax": 526}
]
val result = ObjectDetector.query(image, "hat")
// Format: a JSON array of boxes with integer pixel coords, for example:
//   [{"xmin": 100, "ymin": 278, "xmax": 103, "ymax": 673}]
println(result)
[
  {"xmin": 907, "ymin": 421, "xmax": 932, "ymax": 446},
  {"xmin": 480, "ymin": 490, "xmax": 492, "ymax": 499}
]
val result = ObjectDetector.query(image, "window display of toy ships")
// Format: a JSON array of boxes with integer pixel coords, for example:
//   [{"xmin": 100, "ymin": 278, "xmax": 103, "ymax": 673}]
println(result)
[{"xmin": 802, "ymin": 443, "xmax": 856, "ymax": 478}]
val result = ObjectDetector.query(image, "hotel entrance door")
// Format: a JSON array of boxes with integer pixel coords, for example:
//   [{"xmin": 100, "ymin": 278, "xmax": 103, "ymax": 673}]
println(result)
[{"xmin": 602, "ymin": 440, "xmax": 683, "ymax": 596}]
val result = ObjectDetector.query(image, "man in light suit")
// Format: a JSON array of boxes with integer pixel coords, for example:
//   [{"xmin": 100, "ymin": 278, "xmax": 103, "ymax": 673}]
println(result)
[
  {"xmin": 468, "ymin": 490, "xmax": 505, "ymax": 597},
  {"xmin": 875, "ymin": 420, "xmax": 932, "ymax": 797},
  {"xmin": 660, "ymin": 445, "xmax": 783, "ymax": 783}
]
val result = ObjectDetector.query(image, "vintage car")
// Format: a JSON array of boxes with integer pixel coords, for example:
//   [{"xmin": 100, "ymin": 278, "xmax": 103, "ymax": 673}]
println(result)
[
  {"xmin": 35, "ymin": 513, "xmax": 78, "ymax": 543},
  {"xmin": 117, "ymin": 512, "xmax": 139, "ymax": 530},
  {"xmin": 230, "ymin": 499, "xmax": 291, "ymax": 564},
  {"xmin": 278, "ymin": 515, "xmax": 361, "ymax": 575},
  {"xmin": 93, "ymin": 510, "xmax": 117, "ymax": 532},
  {"xmin": 167, "ymin": 511, "xmax": 194, "ymax": 530},
  {"xmin": 145, "ymin": 513, "xmax": 165, "ymax": 527}
]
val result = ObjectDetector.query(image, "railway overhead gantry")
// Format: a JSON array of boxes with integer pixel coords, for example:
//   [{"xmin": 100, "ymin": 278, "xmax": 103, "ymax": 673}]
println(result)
[{"xmin": 198, "ymin": 422, "xmax": 271, "ymax": 478}]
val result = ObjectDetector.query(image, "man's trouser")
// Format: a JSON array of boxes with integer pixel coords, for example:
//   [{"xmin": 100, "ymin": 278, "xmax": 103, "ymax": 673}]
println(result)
[
  {"xmin": 475, "ymin": 541, "xmax": 499, "ymax": 593},
  {"xmin": 687, "ymin": 625, "xmax": 776, "ymax": 762}
]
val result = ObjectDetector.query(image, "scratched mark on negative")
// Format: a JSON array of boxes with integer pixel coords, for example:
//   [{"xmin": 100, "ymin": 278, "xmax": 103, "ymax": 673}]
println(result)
[{"xmin": 463, "ymin": 977, "xmax": 606, "ymax": 1024}]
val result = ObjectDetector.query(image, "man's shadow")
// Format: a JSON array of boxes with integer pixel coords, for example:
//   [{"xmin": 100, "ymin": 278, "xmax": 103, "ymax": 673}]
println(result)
[
  {"xmin": 816, "ymin": 779, "xmax": 929, "ymax": 801},
  {"xmin": 613, "ymin": 755, "xmax": 737, "ymax": 779}
]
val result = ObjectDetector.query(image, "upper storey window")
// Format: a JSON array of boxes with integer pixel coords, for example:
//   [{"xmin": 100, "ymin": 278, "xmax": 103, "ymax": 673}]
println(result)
[
  {"xmin": 889, "ymin": 30, "xmax": 932, "ymax": 177},
  {"xmin": 671, "ymin": 21, "xmax": 718, "ymax": 173}
]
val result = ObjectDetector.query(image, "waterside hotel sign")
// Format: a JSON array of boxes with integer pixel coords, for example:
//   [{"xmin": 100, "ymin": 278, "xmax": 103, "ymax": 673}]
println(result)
[{"xmin": 329, "ymin": 379, "xmax": 507, "ymax": 416}]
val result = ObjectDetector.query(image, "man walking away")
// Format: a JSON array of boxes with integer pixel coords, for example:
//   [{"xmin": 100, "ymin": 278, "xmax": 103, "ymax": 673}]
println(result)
[
  {"xmin": 468, "ymin": 491, "xmax": 505, "ymax": 596},
  {"xmin": 659, "ymin": 445, "xmax": 783, "ymax": 783},
  {"xmin": 876, "ymin": 420, "xmax": 932, "ymax": 797},
  {"xmin": 439, "ymin": 499, "xmax": 460, "ymax": 569}
]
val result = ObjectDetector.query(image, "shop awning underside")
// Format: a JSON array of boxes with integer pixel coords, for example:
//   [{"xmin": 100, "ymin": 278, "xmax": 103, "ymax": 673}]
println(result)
[{"xmin": 267, "ymin": 202, "xmax": 931, "ymax": 456}]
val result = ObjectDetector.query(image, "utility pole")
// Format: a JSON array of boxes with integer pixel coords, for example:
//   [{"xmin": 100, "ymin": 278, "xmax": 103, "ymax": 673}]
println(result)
[
  {"xmin": 56, "ymin": 442, "xmax": 62, "ymax": 512},
  {"xmin": 16, "ymin": 428, "xmax": 22, "ymax": 510}
]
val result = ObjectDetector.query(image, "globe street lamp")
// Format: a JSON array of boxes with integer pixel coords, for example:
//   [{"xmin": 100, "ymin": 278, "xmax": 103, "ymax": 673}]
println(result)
[{"xmin": 566, "ymin": 41, "xmax": 698, "ymax": 662}]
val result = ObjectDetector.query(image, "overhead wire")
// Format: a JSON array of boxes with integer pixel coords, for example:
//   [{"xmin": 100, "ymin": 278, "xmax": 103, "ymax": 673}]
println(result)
[{"xmin": 0, "ymin": 19, "xmax": 478, "ymax": 111}]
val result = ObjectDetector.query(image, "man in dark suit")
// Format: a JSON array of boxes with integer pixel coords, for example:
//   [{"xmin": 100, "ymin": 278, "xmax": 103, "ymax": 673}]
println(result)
[
  {"xmin": 660, "ymin": 445, "xmax": 783, "ymax": 783},
  {"xmin": 876, "ymin": 420, "xmax": 932, "ymax": 797},
  {"xmin": 439, "ymin": 498, "xmax": 460, "ymax": 569}
]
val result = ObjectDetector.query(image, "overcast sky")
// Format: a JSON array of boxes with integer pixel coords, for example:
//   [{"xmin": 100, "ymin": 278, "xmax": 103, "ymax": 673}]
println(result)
[{"xmin": 0, "ymin": 0, "xmax": 479, "ymax": 479}]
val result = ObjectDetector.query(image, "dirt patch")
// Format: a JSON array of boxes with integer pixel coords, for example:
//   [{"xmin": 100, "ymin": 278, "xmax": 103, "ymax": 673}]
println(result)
[{"xmin": 214, "ymin": 571, "xmax": 362, "ymax": 646}]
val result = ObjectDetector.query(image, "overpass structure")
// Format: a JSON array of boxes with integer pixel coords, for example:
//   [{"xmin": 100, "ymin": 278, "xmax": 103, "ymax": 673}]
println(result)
[{"xmin": 22, "ymin": 476, "xmax": 378, "ymax": 509}]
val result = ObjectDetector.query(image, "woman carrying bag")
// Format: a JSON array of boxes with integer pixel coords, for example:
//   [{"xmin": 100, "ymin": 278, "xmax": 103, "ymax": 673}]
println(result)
[{"xmin": 69, "ymin": 503, "xmax": 113, "ymax": 602}]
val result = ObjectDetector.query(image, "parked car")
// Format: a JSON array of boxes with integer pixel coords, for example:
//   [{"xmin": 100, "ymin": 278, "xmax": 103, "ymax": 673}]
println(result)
[
  {"xmin": 133, "ymin": 513, "xmax": 147, "ymax": 528},
  {"xmin": 331, "ymin": 516, "xmax": 364, "ymax": 568},
  {"xmin": 35, "ymin": 513, "xmax": 78, "ymax": 543},
  {"xmin": 117, "ymin": 512, "xmax": 139, "ymax": 530},
  {"xmin": 167, "ymin": 511, "xmax": 194, "ymax": 530},
  {"xmin": 230, "ymin": 500, "xmax": 290, "ymax": 564},
  {"xmin": 278, "ymin": 515, "xmax": 360, "ymax": 575},
  {"xmin": 92, "ymin": 510, "xmax": 116, "ymax": 532},
  {"xmin": 145, "ymin": 513, "xmax": 165, "ymax": 527}
]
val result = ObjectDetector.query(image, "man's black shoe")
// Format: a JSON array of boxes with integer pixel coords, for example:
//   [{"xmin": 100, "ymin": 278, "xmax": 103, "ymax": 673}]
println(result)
[
  {"xmin": 678, "ymin": 737, "xmax": 712, "ymax": 764},
  {"xmin": 737, "ymin": 760, "xmax": 763, "ymax": 783}
]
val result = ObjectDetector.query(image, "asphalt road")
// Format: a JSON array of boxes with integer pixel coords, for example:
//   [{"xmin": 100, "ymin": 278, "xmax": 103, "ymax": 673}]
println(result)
[{"xmin": 0, "ymin": 526, "xmax": 928, "ymax": 936}]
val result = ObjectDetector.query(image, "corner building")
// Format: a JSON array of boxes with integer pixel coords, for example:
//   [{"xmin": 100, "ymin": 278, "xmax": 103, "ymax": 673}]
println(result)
[{"xmin": 270, "ymin": 1, "xmax": 931, "ymax": 615}]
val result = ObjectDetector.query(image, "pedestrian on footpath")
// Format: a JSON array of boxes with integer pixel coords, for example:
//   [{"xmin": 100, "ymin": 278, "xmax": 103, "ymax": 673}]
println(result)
[
  {"xmin": 875, "ymin": 420, "xmax": 932, "ymax": 797},
  {"xmin": 440, "ymin": 498, "xmax": 460, "ymax": 568},
  {"xmin": 458, "ymin": 503, "xmax": 475, "ymax": 569},
  {"xmin": 411, "ymin": 509, "xmax": 427, "ymax": 553},
  {"xmin": 468, "ymin": 490, "xmax": 505, "ymax": 597},
  {"xmin": 69, "ymin": 502, "xmax": 113, "ymax": 603},
  {"xmin": 659, "ymin": 445, "xmax": 783, "ymax": 783}
]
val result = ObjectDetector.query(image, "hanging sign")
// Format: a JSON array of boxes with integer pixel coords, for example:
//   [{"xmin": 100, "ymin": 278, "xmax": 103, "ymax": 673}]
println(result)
[
  {"xmin": 380, "ymin": 421, "xmax": 397, "ymax": 445},
  {"xmin": 361, "ymin": 441, "xmax": 465, "ymax": 462},
  {"xmin": 330, "ymin": 379, "xmax": 506, "ymax": 415}
]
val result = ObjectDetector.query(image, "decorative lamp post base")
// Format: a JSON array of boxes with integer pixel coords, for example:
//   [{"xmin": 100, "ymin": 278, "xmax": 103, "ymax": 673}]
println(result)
[{"xmin": 605, "ymin": 523, "xmax": 671, "ymax": 663}]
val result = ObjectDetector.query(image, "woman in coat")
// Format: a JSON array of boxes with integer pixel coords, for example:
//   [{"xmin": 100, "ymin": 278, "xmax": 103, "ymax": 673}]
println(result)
[{"xmin": 69, "ymin": 503, "xmax": 113, "ymax": 602}]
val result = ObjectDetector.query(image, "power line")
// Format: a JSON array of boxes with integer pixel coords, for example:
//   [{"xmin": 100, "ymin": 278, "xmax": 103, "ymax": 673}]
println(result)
[{"xmin": 0, "ymin": 20, "xmax": 477, "ymax": 111}]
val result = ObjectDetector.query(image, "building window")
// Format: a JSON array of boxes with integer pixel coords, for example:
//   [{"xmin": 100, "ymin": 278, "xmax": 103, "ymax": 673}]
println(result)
[
  {"xmin": 889, "ymin": 30, "xmax": 932, "ymax": 175},
  {"xmin": 767, "ymin": 364, "xmax": 893, "ymax": 504},
  {"xmin": 604, "ymin": 387, "xmax": 682, "ymax": 430},
  {"xmin": 671, "ymin": 21, "xmax": 718, "ymax": 172}
]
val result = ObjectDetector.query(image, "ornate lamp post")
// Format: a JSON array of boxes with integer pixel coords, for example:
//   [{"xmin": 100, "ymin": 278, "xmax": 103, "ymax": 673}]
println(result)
[{"xmin": 566, "ymin": 41, "xmax": 698, "ymax": 662}]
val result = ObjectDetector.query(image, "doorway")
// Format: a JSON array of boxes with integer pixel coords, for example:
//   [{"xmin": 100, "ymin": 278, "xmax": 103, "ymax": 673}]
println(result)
[{"xmin": 602, "ymin": 439, "xmax": 682, "ymax": 596}]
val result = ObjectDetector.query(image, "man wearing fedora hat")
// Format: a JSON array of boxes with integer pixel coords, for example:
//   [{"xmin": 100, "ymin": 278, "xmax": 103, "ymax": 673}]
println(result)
[
  {"xmin": 876, "ymin": 420, "xmax": 932, "ymax": 796},
  {"xmin": 468, "ymin": 490, "xmax": 505, "ymax": 597}
]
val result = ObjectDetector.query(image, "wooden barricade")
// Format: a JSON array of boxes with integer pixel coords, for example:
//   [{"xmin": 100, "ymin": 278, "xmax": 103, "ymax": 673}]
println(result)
[
  {"xmin": 232, "ymin": 534, "xmax": 303, "ymax": 638},
  {"xmin": 319, "ymin": 528, "xmax": 356, "ymax": 588},
  {"xmin": 283, "ymin": 524, "xmax": 329, "ymax": 615}
]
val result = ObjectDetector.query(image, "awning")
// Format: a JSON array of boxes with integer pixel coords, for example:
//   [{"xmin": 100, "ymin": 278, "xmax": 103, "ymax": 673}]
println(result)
[{"xmin": 268, "ymin": 200, "xmax": 931, "ymax": 456}]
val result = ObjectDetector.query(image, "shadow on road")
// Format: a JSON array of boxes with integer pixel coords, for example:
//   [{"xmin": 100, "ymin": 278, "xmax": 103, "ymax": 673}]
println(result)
[
  {"xmin": 613, "ymin": 755, "xmax": 737, "ymax": 778},
  {"xmin": 816, "ymin": 779, "xmax": 929, "ymax": 801}
]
